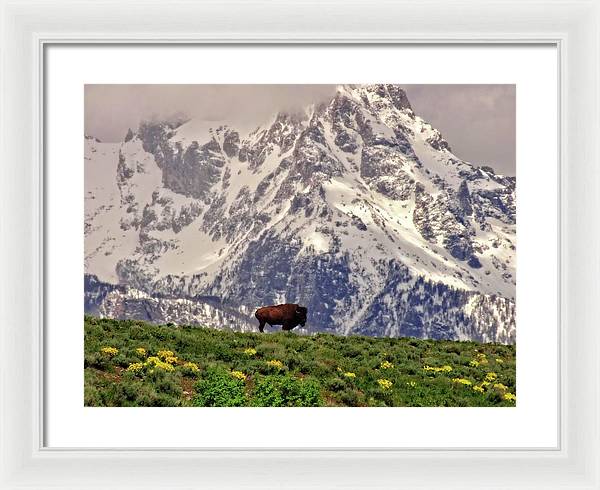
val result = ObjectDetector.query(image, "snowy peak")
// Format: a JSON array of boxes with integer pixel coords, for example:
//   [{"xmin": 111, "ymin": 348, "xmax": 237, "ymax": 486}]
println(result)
[{"xmin": 339, "ymin": 83, "xmax": 413, "ymax": 113}]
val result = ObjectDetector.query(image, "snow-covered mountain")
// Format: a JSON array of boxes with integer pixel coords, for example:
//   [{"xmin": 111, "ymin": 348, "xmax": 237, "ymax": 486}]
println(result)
[{"xmin": 85, "ymin": 84, "xmax": 516, "ymax": 343}]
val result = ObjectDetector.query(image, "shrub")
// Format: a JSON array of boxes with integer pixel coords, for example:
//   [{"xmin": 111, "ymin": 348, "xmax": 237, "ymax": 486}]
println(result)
[
  {"xmin": 133, "ymin": 383, "xmax": 182, "ymax": 407},
  {"xmin": 193, "ymin": 369, "xmax": 247, "ymax": 407},
  {"xmin": 252, "ymin": 375, "xmax": 322, "ymax": 407},
  {"xmin": 212, "ymin": 343, "xmax": 236, "ymax": 362},
  {"xmin": 85, "ymin": 352, "xmax": 109, "ymax": 370},
  {"xmin": 324, "ymin": 378, "xmax": 346, "ymax": 392},
  {"xmin": 280, "ymin": 376, "xmax": 321, "ymax": 407},
  {"xmin": 341, "ymin": 346, "xmax": 362, "ymax": 358},
  {"xmin": 152, "ymin": 371, "xmax": 182, "ymax": 398},
  {"xmin": 339, "ymin": 389, "xmax": 362, "ymax": 406},
  {"xmin": 251, "ymin": 376, "xmax": 283, "ymax": 406}
]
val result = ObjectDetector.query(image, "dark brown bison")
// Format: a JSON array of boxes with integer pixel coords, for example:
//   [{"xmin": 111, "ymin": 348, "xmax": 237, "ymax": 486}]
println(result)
[{"xmin": 254, "ymin": 304, "xmax": 307, "ymax": 332}]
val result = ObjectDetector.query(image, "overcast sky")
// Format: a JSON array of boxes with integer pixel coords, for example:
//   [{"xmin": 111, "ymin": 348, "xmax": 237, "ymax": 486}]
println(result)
[{"xmin": 85, "ymin": 84, "xmax": 515, "ymax": 175}]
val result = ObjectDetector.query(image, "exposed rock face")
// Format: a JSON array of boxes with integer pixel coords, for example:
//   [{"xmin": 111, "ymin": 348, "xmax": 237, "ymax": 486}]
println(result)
[
  {"xmin": 86, "ymin": 275, "xmax": 255, "ymax": 331},
  {"xmin": 222, "ymin": 129, "xmax": 240, "ymax": 158},
  {"xmin": 124, "ymin": 128, "xmax": 135, "ymax": 142},
  {"xmin": 85, "ymin": 84, "xmax": 516, "ymax": 343}
]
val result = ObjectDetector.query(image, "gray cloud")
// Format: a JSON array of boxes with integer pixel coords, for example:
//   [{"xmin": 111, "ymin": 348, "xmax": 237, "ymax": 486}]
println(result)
[
  {"xmin": 84, "ymin": 84, "xmax": 337, "ymax": 139},
  {"xmin": 403, "ymin": 84, "xmax": 515, "ymax": 175},
  {"xmin": 85, "ymin": 84, "xmax": 515, "ymax": 175}
]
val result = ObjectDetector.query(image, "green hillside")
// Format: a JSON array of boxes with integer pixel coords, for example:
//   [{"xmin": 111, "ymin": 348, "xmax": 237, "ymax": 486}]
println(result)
[{"xmin": 84, "ymin": 316, "xmax": 516, "ymax": 407}]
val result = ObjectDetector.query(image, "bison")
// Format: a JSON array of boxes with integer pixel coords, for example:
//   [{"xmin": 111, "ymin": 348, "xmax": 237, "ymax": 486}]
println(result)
[{"xmin": 254, "ymin": 303, "xmax": 307, "ymax": 332}]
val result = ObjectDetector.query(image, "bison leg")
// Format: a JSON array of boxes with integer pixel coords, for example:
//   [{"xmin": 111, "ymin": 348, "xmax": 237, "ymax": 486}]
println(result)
[
  {"xmin": 282, "ymin": 321, "xmax": 295, "ymax": 331},
  {"xmin": 258, "ymin": 319, "xmax": 266, "ymax": 333}
]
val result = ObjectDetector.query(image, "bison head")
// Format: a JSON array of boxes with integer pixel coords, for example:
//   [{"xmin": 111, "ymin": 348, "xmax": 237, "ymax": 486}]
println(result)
[{"xmin": 295, "ymin": 306, "xmax": 308, "ymax": 326}]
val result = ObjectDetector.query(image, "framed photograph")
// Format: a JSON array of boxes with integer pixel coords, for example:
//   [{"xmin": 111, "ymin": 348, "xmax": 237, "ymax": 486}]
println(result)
[{"xmin": 1, "ymin": 0, "xmax": 599, "ymax": 488}]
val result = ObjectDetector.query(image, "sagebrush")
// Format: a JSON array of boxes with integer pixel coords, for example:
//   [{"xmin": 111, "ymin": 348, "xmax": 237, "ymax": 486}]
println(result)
[{"xmin": 84, "ymin": 316, "xmax": 516, "ymax": 407}]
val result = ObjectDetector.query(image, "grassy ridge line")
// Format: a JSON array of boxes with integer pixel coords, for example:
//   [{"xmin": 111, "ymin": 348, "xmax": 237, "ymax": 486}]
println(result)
[{"xmin": 84, "ymin": 316, "xmax": 516, "ymax": 407}]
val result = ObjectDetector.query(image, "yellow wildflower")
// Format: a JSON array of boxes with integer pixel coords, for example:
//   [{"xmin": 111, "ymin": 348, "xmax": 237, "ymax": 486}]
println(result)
[
  {"xmin": 473, "ymin": 385, "xmax": 485, "ymax": 393},
  {"xmin": 495, "ymin": 358, "xmax": 504, "ymax": 364},
  {"xmin": 485, "ymin": 372, "xmax": 498, "ymax": 382},
  {"xmin": 452, "ymin": 378, "xmax": 472, "ymax": 386},
  {"xmin": 504, "ymin": 393, "xmax": 516, "ymax": 402},
  {"xmin": 157, "ymin": 350, "xmax": 174, "ymax": 360},
  {"xmin": 182, "ymin": 361, "xmax": 199, "ymax": 373},
  {"xmin": 244, "ymin": 348, "xmax": 257, "ymax": 356},
  {"xmin": 135, "ymin": 347, "xmax": 146, "ymax": 356},
  {"xmin": 164, "ymin": 356, "xmax": 178, "ymax": 365},
  {"xmin": 406, "ymin": 381, "xmax": 417, "ymax": 388},
  {"xmin": 380, "ymin": 360, "xmax": 394, "ymax": 369},
  {"xmin": 231, "ymin": 370, "xmax": 247, "ymax": 381},
  {"xmin": 344, "ymin": 372, "xmax": 356, "ymax": 378},
  {"xmin": 493, "ymin": 383, "xmax": 508, "ymax": 391},
  {"xmin": 266, "ymin": 359, "xmax": 284, "ymax": 370},
  {"xmin": 423, "ymin": 365, "xmax": 452, "ymax": 373},
  {"xmin": 146, "ymin": 356, "xmax": 174, "ymax": 371},
  {"xmin": 100, "ymin": 346, "xmax": 118, "ymax": 357},
  {"xmin": 126, "ymin": 362, "xmax": 144, "ymax": 373},
  {"xmin": 377, "ymin": 378, "xmax": 393, "ymax": 390},
  {"xmin": 157, "ymin": 362, "xmax": 174, "ymax": 372},
  {"xmin": 469, "ymin": 360, "xmax": 480, "ymax": 367}
]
